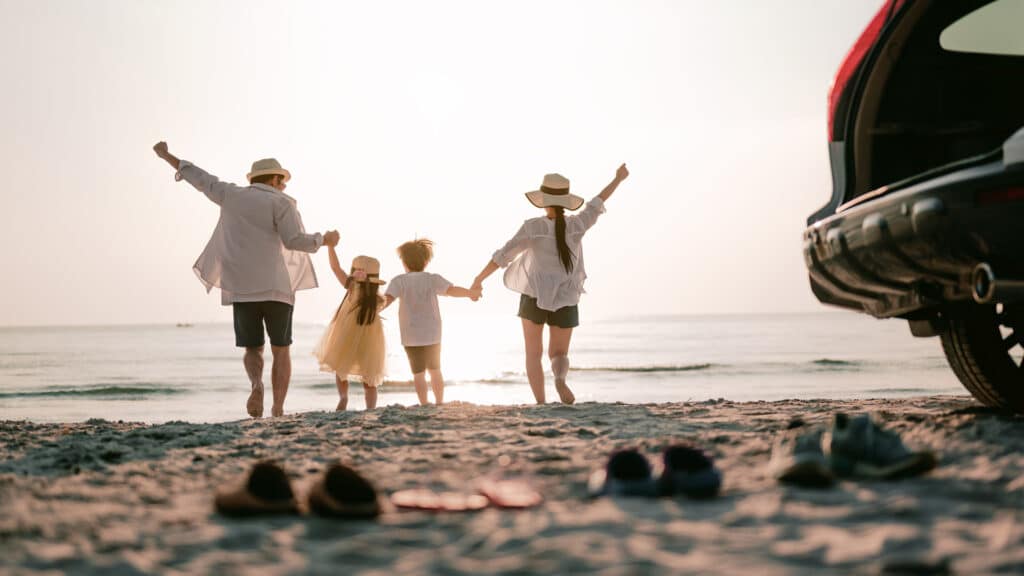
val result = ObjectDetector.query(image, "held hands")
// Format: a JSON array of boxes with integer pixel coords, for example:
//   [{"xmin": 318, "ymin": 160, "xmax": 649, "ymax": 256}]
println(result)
[
  {"xmin": 323, "ymin": 230, "xmax": 340, "ymax": 247},
  {"xmin": 468, "ymin": 286, "xmax": 482, "ymax": 302}
]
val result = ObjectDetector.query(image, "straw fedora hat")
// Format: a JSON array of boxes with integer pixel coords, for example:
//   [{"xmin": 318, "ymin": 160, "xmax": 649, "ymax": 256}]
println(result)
[
  {"xmin": 247, "ymin": 158, "xmax": 292, "ymax": 183},
  {"xmin": 352, "ymin": 255, "xmax": 386, "ymax": 285},
  {"xmin": 525, "ymin": 173, "xmax": 584, "ymax": 211}
]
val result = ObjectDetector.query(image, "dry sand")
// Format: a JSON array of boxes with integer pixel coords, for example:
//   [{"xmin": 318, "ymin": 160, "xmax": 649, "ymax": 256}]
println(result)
[{"xmin": 2, "ymin": 396, "xmax": 1023, "ymax": 575}]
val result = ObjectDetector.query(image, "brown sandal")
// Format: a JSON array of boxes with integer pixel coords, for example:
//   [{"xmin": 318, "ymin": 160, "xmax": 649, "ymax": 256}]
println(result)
[{"xmin": 214, "ymin": 461, "xmax": 300, "ymax": 517}]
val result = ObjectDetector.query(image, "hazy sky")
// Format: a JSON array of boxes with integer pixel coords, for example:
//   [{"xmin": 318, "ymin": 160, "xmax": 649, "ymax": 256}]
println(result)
[{"xmin": 0, "ymin": 0, "xmax": 881, "ymax": 326}]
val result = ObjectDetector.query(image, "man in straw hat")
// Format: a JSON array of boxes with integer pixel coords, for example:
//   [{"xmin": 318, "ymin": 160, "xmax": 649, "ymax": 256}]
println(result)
[{"xmin": 153, "ymin": 142, "xmax": 339, "ymax": 418}]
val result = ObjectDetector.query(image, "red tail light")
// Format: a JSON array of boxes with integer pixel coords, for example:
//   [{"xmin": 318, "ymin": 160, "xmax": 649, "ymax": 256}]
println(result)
[
  {"xmin": 828, "ymin": 0, "xmax": 907, "ymax": 141},
  {"xmin": 977, "ymin": 187, "xmax": 1024, "ymax": 206}
]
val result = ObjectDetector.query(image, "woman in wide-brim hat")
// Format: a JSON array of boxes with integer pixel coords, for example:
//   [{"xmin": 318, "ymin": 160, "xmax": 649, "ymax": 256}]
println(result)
[{"xmin": 471, "ymin": 164, "xmax": 629, "ymax": 404}]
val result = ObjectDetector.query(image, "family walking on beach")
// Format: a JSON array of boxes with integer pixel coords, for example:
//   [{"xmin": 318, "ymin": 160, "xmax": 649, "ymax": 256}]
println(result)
[{"xmin": 153, "ymin": 142, "xmax": 629, "ymax": 417}]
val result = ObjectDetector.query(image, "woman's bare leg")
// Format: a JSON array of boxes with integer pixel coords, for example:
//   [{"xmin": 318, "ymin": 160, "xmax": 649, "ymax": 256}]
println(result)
[
  {"xmin": 522, "ymin": 319, "xmax": 546, "ymax": 404},
  {"xmin": 548, "ymin": 325, "xmax": 575, "ymax": 404}
]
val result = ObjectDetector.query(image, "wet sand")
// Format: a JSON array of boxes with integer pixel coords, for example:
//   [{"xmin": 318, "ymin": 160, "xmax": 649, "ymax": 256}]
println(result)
[{"xmin": 2, "ymin": 396, "xmax": 1022, "ymax": 575}]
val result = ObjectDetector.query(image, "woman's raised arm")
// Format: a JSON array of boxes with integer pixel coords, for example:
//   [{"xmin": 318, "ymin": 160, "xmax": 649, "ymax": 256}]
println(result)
[{"xmin": 598, "ymin": 163, "xmax": 629, "ymax": 202}]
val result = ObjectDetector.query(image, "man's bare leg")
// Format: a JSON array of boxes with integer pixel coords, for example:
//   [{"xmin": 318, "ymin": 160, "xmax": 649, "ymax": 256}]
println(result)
[
  {"xmin": 244, "ymin": 346, "xmax": 265, "ymax": 418},
  {"xmin": 335, "ymin": 375, "xmax": 349, "ymax": 411},
  {"xmin": 522, "ymin": 319, "xmax": 546, "ymax": 404},
  {"xmin": 270, "ymin": 345, "xmax": 291, "ymax": 417},
  {"xmin": 363, "ymin": 384, "xmax": 378, "ymax": 410},
  {"xmin": 412, "ymin": 372, "xmax": 429, "ymax": 405},
  {"xmin": 428, "ymin": 369, "xmax": 445, "ymax": 405}
]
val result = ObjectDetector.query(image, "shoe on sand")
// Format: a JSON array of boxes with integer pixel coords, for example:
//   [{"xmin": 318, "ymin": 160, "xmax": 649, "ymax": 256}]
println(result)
[
  {"xmin": 308, "ymin": 463, "xmax": 381, "ymax": 519},
  {"xmin": 476, "ymin": 478, "xmax": 543, "ymax": 509},
  {"xmin": 214, "ymin": 461, "xmax": 300, "ymax": 517},
  {"xmin": 657, "ymin": 445, "xmax": 722, "ymax": 499},
  {"xmin": 246, "ymin": 385, "xmax": 264, "ymax": 418},
  {"xmin": 588, "ymin": 448, "xmax": 658, "ymax": 498},
  {"xmin": 770, "ymin": 428, "xmax": 835, "ymax": 488},
  {"xmin": 390, "ymin": 489, "xmax": 489, "ymax": 512},
  {"xmin": 829, "ymin": 413, "xmax": 937, "ymax": 479}
]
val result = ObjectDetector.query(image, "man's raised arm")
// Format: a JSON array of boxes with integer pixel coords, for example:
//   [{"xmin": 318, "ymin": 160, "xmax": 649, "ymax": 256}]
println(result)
[{"xmin": 152, "ymin": 141, "xmax": 236, "ymax": 206}]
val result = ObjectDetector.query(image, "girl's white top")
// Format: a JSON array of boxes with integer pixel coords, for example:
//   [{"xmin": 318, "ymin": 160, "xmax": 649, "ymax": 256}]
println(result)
[{"xmin": 491, "ymin": 197, "xmax": 605, "ymax": 312}]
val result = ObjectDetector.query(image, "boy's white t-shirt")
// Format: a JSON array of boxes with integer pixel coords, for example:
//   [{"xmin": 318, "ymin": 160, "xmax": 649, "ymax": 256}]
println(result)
[{"xmin": 385, "ymin": 272, "xmax": 453, "ymax": 347}]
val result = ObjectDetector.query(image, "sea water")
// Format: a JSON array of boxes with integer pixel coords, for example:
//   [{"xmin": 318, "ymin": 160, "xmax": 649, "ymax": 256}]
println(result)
[{"xmin": 0, "ymin": 312, "xmax": 965, "ymax": 423}]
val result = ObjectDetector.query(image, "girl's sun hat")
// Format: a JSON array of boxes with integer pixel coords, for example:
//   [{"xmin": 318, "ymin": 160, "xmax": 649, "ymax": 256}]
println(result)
[
  {"xmin": 247, "ymin": 158, "xmax": 292, "ymax": 183},
  {"xmin": 351, "ymin": 255, "xmax": 386, "ymax": 284},
  {"xmin": 525, "ymin": 173, "xmax": 585, "ymax": 211}
]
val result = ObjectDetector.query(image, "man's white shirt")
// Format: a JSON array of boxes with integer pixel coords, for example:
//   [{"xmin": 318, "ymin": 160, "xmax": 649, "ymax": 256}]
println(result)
[{"xmin": 176, "ymin": 161, "xmax": 322, "ymax": 305}]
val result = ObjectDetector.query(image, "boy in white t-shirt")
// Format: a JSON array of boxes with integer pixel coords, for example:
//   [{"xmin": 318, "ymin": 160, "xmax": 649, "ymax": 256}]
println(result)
[{"xmin": 382, "ymin": 239, "xmax": 481, "ymax": 405}]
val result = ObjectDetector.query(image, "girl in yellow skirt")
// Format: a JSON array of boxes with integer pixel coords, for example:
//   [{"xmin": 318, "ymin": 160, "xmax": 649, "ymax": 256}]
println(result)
[{"xmin": 313, "ymin": 239, "xmax": 387, "ymax": 411}]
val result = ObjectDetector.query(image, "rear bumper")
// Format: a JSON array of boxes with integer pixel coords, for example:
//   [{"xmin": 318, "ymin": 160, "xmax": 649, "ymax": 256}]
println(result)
[{"xmin": 804, "ymin": 160, "xmax": 1024, "ymax": 318}]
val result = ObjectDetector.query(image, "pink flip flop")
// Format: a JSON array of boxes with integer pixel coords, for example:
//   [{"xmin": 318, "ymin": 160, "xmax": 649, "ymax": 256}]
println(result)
[
  {"xmin": 390, "ymin": 489, "xmax": 489, "ymax": 512},
  {"xmin": 476, "ymin": 479, "xmax": 543, "ymax": 509}
]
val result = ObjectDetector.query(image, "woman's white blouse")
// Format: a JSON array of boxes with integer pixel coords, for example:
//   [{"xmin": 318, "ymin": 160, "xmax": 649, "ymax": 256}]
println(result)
[{"xmin": 491, "ymin": 197, "xmax": 606, "ymax": 312}]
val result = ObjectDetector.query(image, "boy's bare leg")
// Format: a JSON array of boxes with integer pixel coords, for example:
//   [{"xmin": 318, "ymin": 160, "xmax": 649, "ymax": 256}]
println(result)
[
  {"xmin": 335, "ymin": 375, "xmax": 349, "ymax": 411},
  {"xmin": 412, "ymin": 372, "xmax": 429, "ymax": 405},
  {"xmin": 363, "ymin": 384, "xmax": 378, "ymax": 410},
  {"xmin": 428, "ymin": 369, "xmax": 445, "ymax": 405},
  {"xmin": 244, "ymin": 346, "xmax": 265, "ymax": 418},
  {"xmin": 548, "ymin": 326, "xmax": 575, "ymax": 404},
  {"xmin": 521, "ymin": 319, "xmax": 546, "ymax": 404},
  {"xmin": 270, "ymin": 345, "xmax": 291, "ymax": 417}
]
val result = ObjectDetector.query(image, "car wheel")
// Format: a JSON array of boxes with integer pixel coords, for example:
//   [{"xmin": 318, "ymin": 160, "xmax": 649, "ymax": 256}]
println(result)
[{"xmin": 941, "ymin": 302, "xmax": 1024, "ymax": 413}]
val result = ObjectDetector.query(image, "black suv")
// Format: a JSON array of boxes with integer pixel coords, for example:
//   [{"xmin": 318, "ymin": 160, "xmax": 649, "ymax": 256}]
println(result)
[{"xmin": 804, "ymin": 0, "xmax": 1024, "ymax": 412}]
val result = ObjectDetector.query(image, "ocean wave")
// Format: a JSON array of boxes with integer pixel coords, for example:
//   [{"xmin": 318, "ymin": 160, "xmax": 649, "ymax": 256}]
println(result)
[
  {"xmin": 571, "ymin": 364, "xmax": 716, "ymax": 373},
  {"xmin": 0, "ymin": 386, "xmax": 185, "ymax": 399},
  {"xmin": 308, "ymin": 380, "xmax": 416, "ymax": 390},
  {"xmin": 477, "ymin": 377, "xmax": 523, "ymax": 384},
  {"xmin": 811, "ymin": 358, "xmax": 860, "ymax": 366}
]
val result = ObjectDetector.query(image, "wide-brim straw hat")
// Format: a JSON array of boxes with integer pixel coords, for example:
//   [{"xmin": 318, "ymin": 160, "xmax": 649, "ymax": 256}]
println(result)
[
  {"xmin": 524, "ymin": 173, "xmax": 584, "ymax": 211},
  {"xmin": 247, "ymin": 158, "xmax": 292, "ymax": 183},
  {"xmin": 352, "ymin": 255, "xmax": 386, "ymax": 285}
]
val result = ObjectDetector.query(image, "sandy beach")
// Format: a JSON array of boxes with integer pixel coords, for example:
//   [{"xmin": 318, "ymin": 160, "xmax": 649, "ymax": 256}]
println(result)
[{"xmin": 2, "ymin": 396, "xmax": 1022, "ymax": 575}]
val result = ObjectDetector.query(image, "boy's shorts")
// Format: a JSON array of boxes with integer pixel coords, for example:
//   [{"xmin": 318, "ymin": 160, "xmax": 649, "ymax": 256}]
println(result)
[
  {"xmin": 404, "ymin": 344, "xmax": 441, "ymax": 374},
  {"xmin": 517, "ymin": 295, "xmax": 580, "ymax": 328},
  {"xmin": 233, "ymin": 301, "xmax": 294, "ymax": 348}
]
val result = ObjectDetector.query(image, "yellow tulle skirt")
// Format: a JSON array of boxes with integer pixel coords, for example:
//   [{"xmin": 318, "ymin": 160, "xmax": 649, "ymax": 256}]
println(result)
[{"xmin": 313, "ymin": 299, "xmax": 386, "ymax": 387}]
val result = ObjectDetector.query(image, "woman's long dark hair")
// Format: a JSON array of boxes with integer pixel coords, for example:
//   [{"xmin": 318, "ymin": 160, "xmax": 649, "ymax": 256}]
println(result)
[
  {"xmin": 345, "ymin": 277, "xmax": 380, "ymax": 326},
  {"xmin": 553, "ymin": 206, "xmax": 574, "ymax": 273}
]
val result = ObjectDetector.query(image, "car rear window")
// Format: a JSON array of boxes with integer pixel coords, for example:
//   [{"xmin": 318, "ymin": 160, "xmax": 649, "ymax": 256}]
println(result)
[{"xmin": 940, "ymin": 0, "xmax": 1024, "ymax": 56}]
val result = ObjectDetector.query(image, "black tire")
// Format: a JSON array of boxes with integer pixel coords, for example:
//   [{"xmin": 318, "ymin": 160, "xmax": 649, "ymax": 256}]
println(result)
[{"xmin": 940, "ymin": 303, "xmax": 1024, "ymax": 413}]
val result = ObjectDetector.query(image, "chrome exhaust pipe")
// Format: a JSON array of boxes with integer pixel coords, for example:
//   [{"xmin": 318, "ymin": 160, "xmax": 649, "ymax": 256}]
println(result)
[{"xmin": 971, "ymin": 263, "xmax": 1024, "ymax": 304}]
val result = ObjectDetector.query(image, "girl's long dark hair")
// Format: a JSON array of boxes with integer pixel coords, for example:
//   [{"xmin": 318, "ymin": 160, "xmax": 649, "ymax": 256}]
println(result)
[
  {"xmin": 345, "ymin": 277, "xmax": 380, "ymax": 326},
  {"xmin": 553, "ymin": 206, "xmax": 574, "ymax": 273}
]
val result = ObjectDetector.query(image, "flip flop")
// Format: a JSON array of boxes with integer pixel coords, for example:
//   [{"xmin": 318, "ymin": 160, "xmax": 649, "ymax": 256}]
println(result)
[
  {"xmin": 476, "ymin": 479, "xmax": 543, "ymax": 509},
  {"xmin": 307, "ymin": 463, "xmax": 381, "ymax": 519},
  {"xmin": 214, "ymin": 460, "xmax": 300, "ymax": 516},
  {"xmin": 390, "ymin": 489, "xmax": 489, "ymax": 512},
  {"xmin": 246, "ymin": 385, "xmax": 264, "ymax": 418},
  {"xmin": 587, "ymin": 448, "xmax": 659, "ymax": 498},
  {"xmin": 657, "ymin": 445, "xmax": 722, "ymax": 499}
]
